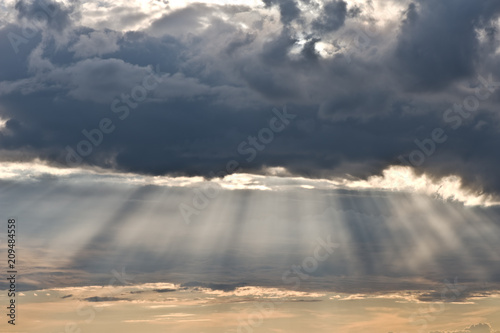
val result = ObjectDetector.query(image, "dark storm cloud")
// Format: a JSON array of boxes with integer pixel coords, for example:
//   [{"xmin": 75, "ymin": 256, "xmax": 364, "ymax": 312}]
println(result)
[
  {"xmin": 260, "ymin": 27, "xmax": 297, "ymax": 65},
  {"xmin": 1, "ymin": 0, "xmax": 500, "ymax": 197},
  {"xmin": 15, "ymin": 0, "xmax": 73, "ymax": 31},
  {"xmin": 395, "ymin": 0, "xmax": 500, "ymax": 90},
  {"xmin": 262, "ymin": 0, "xmax": 301, "ymax": 25},
  {"xmin": 0, "ymin": 24, "xmax": 40, "ymax": 80},
  {"xmin": 300, "ymin": 38, "xmax": 320, "ymax": 61},
  {"xmin": 312, "ymin": 0, "xmax": 348, "ymax": 33}
]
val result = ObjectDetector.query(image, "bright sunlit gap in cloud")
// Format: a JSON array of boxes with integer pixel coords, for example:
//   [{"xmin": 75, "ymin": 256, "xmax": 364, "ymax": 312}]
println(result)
[
  {"xmin": 0, "ymin": 117, "xmax": 7, "ymax": 130},
  {"xmin": 342, "ymin": 165, "xmax": 500, "ymax": 207},
  {"xmin": 0, "ymin": 161, "xmax": 498, "ymax": 207},
  {"xmin": 169, "ymin": 0, "xmax": 263, "ymax": 8}
]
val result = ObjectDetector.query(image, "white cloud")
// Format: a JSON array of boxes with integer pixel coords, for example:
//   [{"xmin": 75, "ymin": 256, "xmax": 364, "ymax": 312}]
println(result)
[
  {"xmin": 342, "ymin": 165, "xmax": 500, "ymax": 207},
  {"xmin": 0, "ymin": 161, "xmax": 498, "ymax": 207}
]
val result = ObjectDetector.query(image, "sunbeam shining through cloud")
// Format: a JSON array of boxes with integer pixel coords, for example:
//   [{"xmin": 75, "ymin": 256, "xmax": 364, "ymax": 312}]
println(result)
[{"xmin": 1, "ymin": 0, "xmax": 500, "ymax": 332}]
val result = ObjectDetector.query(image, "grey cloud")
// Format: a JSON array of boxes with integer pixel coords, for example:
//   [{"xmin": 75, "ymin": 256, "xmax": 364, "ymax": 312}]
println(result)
[
  {"xmin": 52, "ymin": 58, "xmax": 155, "ymax": 103},
  {"xmin": 107, "ymin": 6, "xmax": 151, "ymax": 30},
  {"xmin": 147, "ymin": 3, "xmax": 253, "ymax": 37},
  {"xmin": 300, "ymin": 37, "xmax": 321, "ymax": 62},
  {"xmin": 318, "ymin": 90, "xmax": 392, "ymax": 121},
  {"xmin": 262, "ymin": 0, "xmax": 301, "ymax": 25},
  {"xmin": 15, "ymin": 0, "xmax": 73, "ymax": 31},
  {"xmin": 69, "ymin": 31, "xmax": 120, "ymax": 58},
  {"xmin": 395, "ymin": 0, "xmax": 500, "ymax": 90},
  {"xmin": 148, "ymin": 4, "xmax": 214, "ymax": 37},
  {"xmin": 260, "ymin": 27, "xmax": 297, "ymax": 65},
  {"xmin": 312, "ymin": 0, "xmax": 348, "ymax": 33},
  {"xmin": 0, "ymin": 24, "xmax": 40, "ymax": 80}
]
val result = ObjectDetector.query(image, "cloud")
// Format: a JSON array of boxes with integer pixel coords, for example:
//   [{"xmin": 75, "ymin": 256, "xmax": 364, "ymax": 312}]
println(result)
[
  {"xmin": 84, "ymin": 296, "xmax": 129, "ymax": 302},
  {"xmin": 312, "ymin": 0, "xmax": 348, "ymax": 33},
  {"xmin": 395, "ymin": 0, "xmax": 500, "ymax": 90},
  {"xmin": 262, "ymin": 0, "xmax": 301, "ymax": 25},
  {"xmin": 148, "ymin": 4, "xmax": 215, "ymax": 37},
  {"xmin": 1, "ymin": 0, "xmax": 500, "ymax": 200},
  {"xmin": 1, "ymin": 161, "xmax": 500, "ymax": 295},
  {"xmin": 69, "ymin": 30, "xmax": 120, "ymax": 58},
  {"xmin": 15, "ymin": 0, "xmax": 73, "ymax": 31},
  {"xmin": 430, "ymin": 323, "xmax": 500, "ymax": 333},
  {"xmin": 153, "ymin": 288, "xmax": 177, "ymax": 293},
  {"xmin": 180, "ymin": 281, "xmax": 248, "ymax": 292},
  {"xmin": 0, "ymin": 161, "xmax": 496, "ymax": 206}
]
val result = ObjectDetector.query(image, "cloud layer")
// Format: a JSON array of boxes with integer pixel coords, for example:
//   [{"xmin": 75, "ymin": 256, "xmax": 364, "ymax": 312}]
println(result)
[{"xmin": 1, "ymin": 0, "xmax": 500, "ymax": 197}]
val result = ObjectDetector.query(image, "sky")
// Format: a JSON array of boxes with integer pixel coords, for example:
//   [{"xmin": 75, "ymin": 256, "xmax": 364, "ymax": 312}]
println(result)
[{"xmin": 1, "ymin": 0, "xmax": 500, "ymax": 332}]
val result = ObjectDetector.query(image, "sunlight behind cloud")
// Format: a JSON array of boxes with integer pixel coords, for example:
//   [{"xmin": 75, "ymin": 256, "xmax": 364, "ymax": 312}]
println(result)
[
  {"xmin": 0, "ymin": 161, "xmax": 498, "ymax": 207},
  {"xmin": 344, "ymin": 166, "xmax": 500, "ymax": 207}
]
